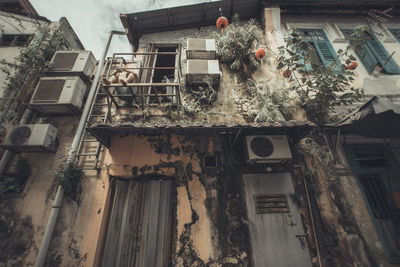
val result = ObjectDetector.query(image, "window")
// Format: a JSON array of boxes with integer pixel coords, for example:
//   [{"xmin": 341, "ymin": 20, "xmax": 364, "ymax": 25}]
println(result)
[
  {"xmin": 341, "ymin": 29, "xmax": 400, "ymax": 74},
  {"xmin": 298, "ymin": 29, "xmax": 341, "ymax": 72},
  {"xmin": 389, "ymin": 29, "xmax": 400, "ymax": 43},
  {"xmin": 0, "ymin": 34, "xmax": 32, "ymax": 46}
]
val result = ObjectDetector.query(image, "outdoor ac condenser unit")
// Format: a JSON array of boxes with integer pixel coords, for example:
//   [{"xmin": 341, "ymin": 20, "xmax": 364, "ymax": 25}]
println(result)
[
  {"xmin": 244, "ymin": 135, "xmax": 292, "ymax": 164},
  {"xmin": 29, "ymin": 76, "xmax": 87, "ymax": 115},
  {"xmin": 50, "ymin": 50, "xmax": 96, "ymax": 78},
  {"xmin": 186, "ymin": 38, "xmax": 216, "ymax": 59},
  {"xmin": 0, "ymin": 124, "xmax": 58, "ymax": 152},
  {"xmin": 186, "ymin": 59, "xmax": 221, "ymax": 88}
]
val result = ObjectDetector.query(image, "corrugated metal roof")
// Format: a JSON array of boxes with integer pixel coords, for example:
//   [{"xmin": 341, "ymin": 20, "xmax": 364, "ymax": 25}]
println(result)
[{"xmin": 120, "ymin": 0, "xmax": 400, "ymax": 47}]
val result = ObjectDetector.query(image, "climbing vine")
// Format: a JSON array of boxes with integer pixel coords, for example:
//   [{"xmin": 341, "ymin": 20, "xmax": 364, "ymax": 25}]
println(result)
[
  {"xmin": 277, "ymin": 28, "xmax": 362, "ymax": 124},
  {"xmin": 0, "ymin": 26, "xmax": 68, "ymax": 131}
]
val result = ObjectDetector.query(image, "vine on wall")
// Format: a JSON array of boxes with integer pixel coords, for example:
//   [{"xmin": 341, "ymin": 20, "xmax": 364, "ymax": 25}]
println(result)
[
  {"xmin": 0, "ymin": 25, "xmax": 68, "ymax": 133},
  {"xmin": 277, "ymin": 29, "xmax": 362, "ymax": 124}
]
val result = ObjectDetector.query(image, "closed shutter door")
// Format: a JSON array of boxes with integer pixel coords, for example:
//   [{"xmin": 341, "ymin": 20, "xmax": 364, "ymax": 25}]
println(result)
[
  {"xmin": 366, "ymin": 34, "xmax": 400, "ymax": 74},
  {"xmin": 102, "ymin": 179, "xmax": 173, "ymax": 267}
]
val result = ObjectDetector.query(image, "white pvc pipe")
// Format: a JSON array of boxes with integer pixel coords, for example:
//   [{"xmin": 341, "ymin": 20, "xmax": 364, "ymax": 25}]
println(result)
[{"xmin": 34, "ymin": 30, "xmax": 126, "ymax": 267}]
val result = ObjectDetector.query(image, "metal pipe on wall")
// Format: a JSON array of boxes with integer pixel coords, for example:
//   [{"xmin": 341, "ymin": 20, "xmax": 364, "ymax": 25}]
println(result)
[{"xmin": 34, "ymin": 30, "xmax": 126, "ymax": 267}]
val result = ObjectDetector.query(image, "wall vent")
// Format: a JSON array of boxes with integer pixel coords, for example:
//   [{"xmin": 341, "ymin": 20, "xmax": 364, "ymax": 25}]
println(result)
[{"xmin": 254, "ymin": 194, "xmax": 290, "ymax": 214}]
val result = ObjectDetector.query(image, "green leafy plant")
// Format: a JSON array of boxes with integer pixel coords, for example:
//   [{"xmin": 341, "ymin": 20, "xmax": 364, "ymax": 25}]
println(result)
[
  {"xmin": 55, "ymin": 161, "xmax": 83, "ymax": 199},
  {"xmin": 186, "ymin": 82, "xmax": 217, "ymax": 106},
  {"xmin": 214, "ymin": 14, "xmax": 266, "ymax": 78},
  {"xmin": 0, "ymin": 157, "xmax": 31, "ymax": 195},
  {"xmin": 277, "ymin": 29, "xmax": 362, "ymax": 124},
  {"xmin": 246, "ymin": 79, "xmax": 292, "ymax": 123},
  {"xmin": 0, "ymin": 26, "xmax": 68, "ymax": 128}
]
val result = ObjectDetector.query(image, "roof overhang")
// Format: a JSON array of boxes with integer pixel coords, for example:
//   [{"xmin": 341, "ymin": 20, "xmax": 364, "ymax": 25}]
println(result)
[
  {"xmin": 325, "ymin": 96, "xmax": 400, "ymax": 138},
  {"xmin": 87, "ymin": 121, "xmax": 315, "ymax": 148},
  {"xmin": 120, "ymin": 0, "xmax": 400, "ymax": 49}
]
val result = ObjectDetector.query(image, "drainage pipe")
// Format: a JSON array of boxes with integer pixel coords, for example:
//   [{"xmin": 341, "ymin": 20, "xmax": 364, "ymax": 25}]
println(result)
[
  {"xmin": 293, "ymin": 164, "xmax": 323, "ymax": 267},
  {"xmin": 0, "ymin": 107, "xmax": 33, "ymax": 174},
  {"xmin": 34, "ymin": 30, "xmax": 126, "ymax": 267}
]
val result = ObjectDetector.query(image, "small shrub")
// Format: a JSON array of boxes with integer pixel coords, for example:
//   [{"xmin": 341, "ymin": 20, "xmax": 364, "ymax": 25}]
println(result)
[{"xmin": 55, "ymin": 161, "xmax": 83, "ymax": 199}]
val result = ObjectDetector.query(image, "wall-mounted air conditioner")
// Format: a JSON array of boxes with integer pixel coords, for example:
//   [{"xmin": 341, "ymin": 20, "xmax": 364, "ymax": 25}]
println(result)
[
  {"xmin": 186, "ymin": 59, "xmax": 221, "ymax": 88},
  {"xmin": 50, "ymin": 50, "xmax": 96, "ymax": 78},
  {"xmin": 0, "ymin": 124, "xmax": 58, "ymax": 152},
  {"xmin": 29, "ymin": 76, "xmax": 87, "ymax": 115},
  {"xmin": 244, "ymin": 135, "xmax": 292, "ymax": 164},
  {"xmin": 186, "ymin": 38, "xmax": 216, "ymax": 59}
]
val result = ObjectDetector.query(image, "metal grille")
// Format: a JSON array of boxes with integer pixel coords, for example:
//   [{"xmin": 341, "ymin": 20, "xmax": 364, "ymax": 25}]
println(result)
[
  {"xmin": 359, "ymin": 175, "xmax": 393, "ymax": 219},
  {"xmin": 254, "ymin": 194, "xmax": 290, "ymax": 214},
  {"xmin": 51, "ymin": 53, "xmax": 78, "ymax": 70},
  {"xmin": 32, "ymin": 80, "xmax": 65, "ymax": 102}
]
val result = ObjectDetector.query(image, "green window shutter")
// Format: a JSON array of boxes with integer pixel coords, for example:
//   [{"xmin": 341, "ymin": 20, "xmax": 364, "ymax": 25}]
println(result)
[
  {"xmin": 314, "ymin": 41, "xmax": 341, "ymax": 72},
  {"xmin": 357, "ymin": 44, "xmax": 379, "ymax": 74},
  {"xmin": 389, "ymin": 29, "xmax": 400, "ymax": 43},
  {"xmin": 341, "ymin": 29, "xmax": 378, "ymax": 74},
  {"xmin": 366, "ymin": 34, "xmax": 400, "ymax": 74}
]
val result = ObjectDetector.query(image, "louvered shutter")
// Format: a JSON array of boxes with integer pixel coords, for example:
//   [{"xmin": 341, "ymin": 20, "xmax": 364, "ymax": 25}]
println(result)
[
  {"xmin": 341, "ymin": 29, "xmax": 378, "ymax": 74},
  {"xmin": 314, "ymin": 41, "xmax": 341, "ymax": 72},
  {"xmin": 366, "ymin": 34, "xmax": 400, "ymax": 74}
]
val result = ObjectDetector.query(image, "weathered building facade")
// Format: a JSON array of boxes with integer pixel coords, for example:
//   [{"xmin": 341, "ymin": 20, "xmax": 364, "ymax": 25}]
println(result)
[{"xmin": 1, "ymin": 0, "xmax": 400, "ymax": 266}]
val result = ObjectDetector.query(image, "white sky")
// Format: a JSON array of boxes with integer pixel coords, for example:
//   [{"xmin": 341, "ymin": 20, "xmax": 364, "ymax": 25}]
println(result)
[{"xmin": 30, "ymin": 0, "xmax": 210, "ymax": 59}]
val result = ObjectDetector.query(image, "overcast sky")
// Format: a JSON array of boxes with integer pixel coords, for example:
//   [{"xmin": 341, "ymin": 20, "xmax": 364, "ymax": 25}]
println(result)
[{"xmin": 30, "ymin": 0, "xmax": 210, "ymax": 59}]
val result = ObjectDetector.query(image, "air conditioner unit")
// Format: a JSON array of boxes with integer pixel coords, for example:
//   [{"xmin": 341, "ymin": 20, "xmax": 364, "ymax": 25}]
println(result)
[
  {"xmin": 0, "ymin": 124, "xmax": 58, "ymax": 152},
  {"xmin": 244, "ymin": 135, "xmax": 292, "ymax": 164},
  {"xmin": 186, "ymin": 59, "xmax": 220, "ymax": 88},
  {"xmin": 50, "ymin": 50, "xmax": 96, "ymax": 78},
  {"xmin": 186, "ymin": 38, "xmax": 216, "ymax": 59},
  {"xmin": 29, "ymin": 76, "xmax": 87, "ymax": 115}
]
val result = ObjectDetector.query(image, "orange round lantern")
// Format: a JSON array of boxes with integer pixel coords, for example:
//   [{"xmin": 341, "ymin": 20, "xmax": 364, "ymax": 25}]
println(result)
[
  {"xmin": 283, "ymin": 69, "xmax": 292, "ymax": 78},
  {"xmin": 216, "ymin": 16, "xmax": 229, "ymax": 33},
  {"xmin": 255, "ymin": 48, "xmax": 266, "ymax": 60},
  {"xmin": 347, "ymin": 62, "xmax": 358, "ymax": 70}
]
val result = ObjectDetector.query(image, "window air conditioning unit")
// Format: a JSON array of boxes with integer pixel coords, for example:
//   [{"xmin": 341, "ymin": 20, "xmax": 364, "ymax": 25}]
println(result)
[
  {"xmin": 244, "ymin": 135, "xmax": 292, "ymax": 164},
  {"xmin": 186, "ymin": 38, "xmax": 216, "ymax": 59},
  {"xmin": 186, "ymin": 59, "xmax": 221, "ymax": 88},
  {"xmin": 29, "ymin": 76, "xmax": 87, "ymax": 115},
  {"xmin": 50, "ymin": 50, "xmax": 96, "ymax": 78},
  {"xmin": 0, "ymin": 124, "xmax": 58, "ymax": 152}
]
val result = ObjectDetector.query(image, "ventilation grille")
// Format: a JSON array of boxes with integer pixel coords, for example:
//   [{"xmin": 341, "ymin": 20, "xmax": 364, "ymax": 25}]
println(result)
[
  {"xmin": 254, "ymin": 194, "xmax": 290, "ymax": 214},
  {"xmin": 32, "ymin": 80, "xmax": 65, "ymax": 102},
  {"xmin": 52, "ymin": 53, "xmax": 78, "ymax": 70}
]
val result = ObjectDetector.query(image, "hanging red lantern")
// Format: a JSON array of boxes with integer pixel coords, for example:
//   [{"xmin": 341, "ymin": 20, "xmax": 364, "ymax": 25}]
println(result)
[
  {"xmin": 255, "ymin": 48, "xmax": 266, "ymax": 60},
  {"xmin": 216, "ymin": 16, "xmax": 229, "ymax": 33},
  {"xmin": 283, "ymin": 69, "xmax": 292, "ymax": 78},
  {"xmin": 347, "ymin": 62, "xmax": 358, "ymax": 70}
]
